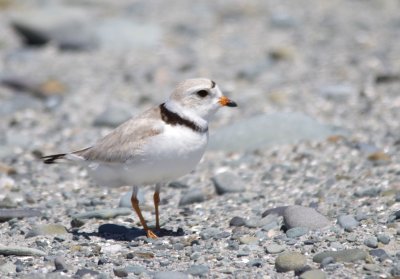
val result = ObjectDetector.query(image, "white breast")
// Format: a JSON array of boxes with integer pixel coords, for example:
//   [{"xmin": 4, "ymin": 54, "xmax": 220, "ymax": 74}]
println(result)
[{"xmin": 87, "ymin": 125, "xmax": 208, "ymax": 187}]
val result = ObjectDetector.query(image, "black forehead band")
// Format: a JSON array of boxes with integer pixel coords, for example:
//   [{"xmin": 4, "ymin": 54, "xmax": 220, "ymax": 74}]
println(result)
[{"xmin": 211, "ymin": 80, "xmax": 216, "ymax": 88}]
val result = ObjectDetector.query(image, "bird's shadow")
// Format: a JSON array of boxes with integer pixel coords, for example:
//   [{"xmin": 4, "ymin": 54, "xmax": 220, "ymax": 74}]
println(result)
[{"xmin": 71, "ymin": 224, "xmax": 184, "ymax": 241}]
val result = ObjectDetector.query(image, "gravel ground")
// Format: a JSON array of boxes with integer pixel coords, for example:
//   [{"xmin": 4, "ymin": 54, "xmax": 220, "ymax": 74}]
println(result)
[{"xmin": 0, "ymin": 0, "xmax": 400, "ymax": 278}]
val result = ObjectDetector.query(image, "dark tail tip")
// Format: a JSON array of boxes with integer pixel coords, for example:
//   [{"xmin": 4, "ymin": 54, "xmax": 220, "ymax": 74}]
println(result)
[{"xmin": 41, "ymin": 153, "xmax": 66, "ymax": 164}]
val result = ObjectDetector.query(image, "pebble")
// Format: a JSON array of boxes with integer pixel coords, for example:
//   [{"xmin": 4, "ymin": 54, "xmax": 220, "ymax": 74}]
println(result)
[
  {"xmin": 0, "ymin": 208, "xmax": 42, "ymax": 222},
  {"xmin": 313, "ymin": 249, "xmax": 367, "ymax": 263},
  {"xmin": 212, "ymin": 171, "xmax": 246, "ymax": 195},
  {"xmin": 0, "ymin": 262, "xmax": 16, "ymax": 274},
  {"xmin": 337, "ymin": 215, "xmax": 359, "ymax": 232},
  {"xmin": 275, "ymin": 252, "xmax": 307, "ymax": 272},
  {"xmin": 239, "ymin": 236, "xmax": 258, "ymax": 245},
  {"xmin": 178, "ymin": 188, "xmax": 206, "ymax": 206},
  {"xmin": 54, "ymin": 256, "xmax": 68, "ymax": 271},
  {"xmin": 319, "ymin": 84, "xmax": 356, "ymax": 101},
  {"xmin": 364, "ymin": 236, "xmax": 378, "ymax": 248},
  {"xmin": 187, "ymin": 264, "xmax": 209, "ymax": 276},
  {"xmin": 0, "ymin": 246, "xmax": 46, "ymax": 256},
  {"xmin": 199, "ymin": 228, "xmax": 220, "ymax": 240},
  {"xmin": 391, "ymin": 264, "xmax": 400, "ymax": 276},
  {"xmin": 266, "ymin": 244, "xmax": 285, "ymax": 254},
  {"xmin": 93, "ymin": 106, "xmax": 131, "ymax": 127},
  {"xmin": 75, "ymin": 268, "xmax": 99, "ymax": 277},
  {"xmin": 299, "ymin": 269, "xmax": 327, "ymax": 279},
  {"xmin": 377, "ymin": 234, "xmax": 390, "ymax": 244},
  {"xmin": 153, "ymin": 271, "xmax": 189, "ymax": 279},
  {"xmin": 369, "ymin": 249, "xmax": 389, "ymax": 261},
  {"xmin": 248, "ymin": 259, "xmax": 263, "ymax": 267},
  {"xmin": 286, "ymin": 227, "xmax": 309, "ymax": 238},
  {"xmin": 363, "ymin": 264, "xmax": 380, "ymax": 272},
  {"xmin": 229, "ymin": 216, "xmax": 246, "ymax": 227},
  {"xmin": 283, "ymin": 206, "xmax": 330, "ymax": 230},
  {"xmin": 26, "ymin": 224, "xmax": 67, "ymax": 238},
  {"xmin": 72, "ymin": 208, "xmax": 132, "ymax": 219}
]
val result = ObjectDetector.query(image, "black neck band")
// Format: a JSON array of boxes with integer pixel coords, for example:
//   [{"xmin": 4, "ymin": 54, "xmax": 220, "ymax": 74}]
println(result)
[{"xmin": 160, "ymin": 103, "xmax": 208, "ymax": 133}]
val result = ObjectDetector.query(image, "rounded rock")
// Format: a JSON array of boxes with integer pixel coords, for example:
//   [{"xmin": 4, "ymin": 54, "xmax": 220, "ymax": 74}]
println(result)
[
  {"xmin": 283, "ymin": 206, "xmax": 330, "ymax": 230},
  {"xmin": 266, "ymin": 244, "xmax": 285, "ymax": 254},
  {"xmin": 299, "ymin": 269, "xmax": 327, "ymax": 279},
  {"xmin": 275, "ymin": 252, "xmax": 307, "ymax": 272}
]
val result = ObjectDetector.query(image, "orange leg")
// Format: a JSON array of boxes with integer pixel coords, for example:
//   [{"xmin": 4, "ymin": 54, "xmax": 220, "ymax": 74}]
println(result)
[
  {"xmin": 130, "ymin": 186, "xmax": 157, "ymax": 238},
  {"xmin": 153, "ymin": 183, "xmax": 161, "ymax": 230}
]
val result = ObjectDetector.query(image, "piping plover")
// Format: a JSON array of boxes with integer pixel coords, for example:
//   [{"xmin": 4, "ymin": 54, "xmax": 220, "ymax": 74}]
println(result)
[{"xmin": 42, "ymin": 78, "xmax": 237, "ymax": 238}]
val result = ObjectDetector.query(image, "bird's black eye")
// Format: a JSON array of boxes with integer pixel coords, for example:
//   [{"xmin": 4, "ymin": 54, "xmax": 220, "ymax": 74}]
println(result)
[{"xmin": 196, "ymin": 90, "xmax": 209, "ymax": 98}]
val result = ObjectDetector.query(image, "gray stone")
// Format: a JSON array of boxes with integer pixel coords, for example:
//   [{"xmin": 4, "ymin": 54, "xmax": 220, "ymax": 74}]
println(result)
[
  {"xmin": 286, "ymin": 227, "xmax": 309, "ymax": 238},
  {"xmin": 391, "ymin": 264, "xmax": 400, "ymax": 276},
  {"xmin": 266, "ymin": 244, "xmax": 285, "ymax": 254},
  {"xmin": 238, "ymin": 236, "xmax": 258, "ymax": 245},
  {"xmin": 26, "ymin": 224, "xmax": 67, "ymax": 238},
  {"xmin": 283, "ymin": 206, "xmax": 330, "ymax": 230},
  {"xmin": 299, "ymin": 269, "xmax": 327, "ymax": 279},
  {"xmin": 377, "ymin": 234, "xmax": 390, "ymax": 244},
  {"xmin": 75, "ymin": 268, "xmax": 99, "ymax": 277},
  {"xmin": 247, "ymin": 259, "xmax": 263, "ymax": 267},
  {"xmin": 275, "ymin": 252, "xmax": 307, "ymax": 272},
  {"xmin": 93, "ymin": 106, "xmax": 132, "ymax": 127},
  {"xmin": 153, "ymin": 271, "xmax": 188, "ymax": 279},
  {"xmin": 212, "ymin": 171, "xmax": 246, "ymax": 195},
  {"xmin": 179, "ymin": 188, "xmax": 205, "ymax": 206},
  {"xmin": 199, "ymin": 228, "xmax": 220, "ymax": 240},
  {"xmin": 229, "ymin": 216, "xmax": 246, "ymax": 227},
  {"xmin": 364, "ymin": 237, "xmax": 378, "ymax": 248},
  {"xmin": 354, "ymin": 187, "xmax": 381, "ymax": 198},
  {"xmin": 320, "ymin": 257, "xmax": 335, "ymax": 268},
  {"xmin": 118, "ymin": 190, "xmax": 145, "ymax": 208},
  {"xmin": 0, "ymin": 208, "xmax": 42, "ymax": 222},
  {"xmin": 313, "ymin": 249, "xmax": 367, "ymax": 263},
  {"xmin": 54, "ymin": 256, "xmax": 68, "ymax": 271},
  {"xmin": 72, "ymin": 208, "xmax": 132, "ymax": 219},
  {"xmin": 337, "ymin": 215, "xmax": 359, "ymax": 232},
  {"xmin": 363, "ymin": 264, "xmax": 380, "ymax": 272},
  {"xmin": 319, "ymin": 84, "xmax": 356, "ymax": 101},
  {"xmin": 369, "ymin": 249, "xmax": 389, "ymax": 260},
  {"xmin": 0, "ymin": 246, "xmax": 46, "ymax": 256},
  {"xmin": 209, "ymin": 112, "xmax": 346, "ymax": 152},
  {"xmin": 187, "ymin": 264, "xmax": 209, "ymax": 276}
]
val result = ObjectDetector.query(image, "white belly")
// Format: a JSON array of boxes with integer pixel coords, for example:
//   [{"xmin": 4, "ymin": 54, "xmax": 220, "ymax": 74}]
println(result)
[{"xmin": 87, "ymin": 126, "xmax": 208, "ymax": 187}]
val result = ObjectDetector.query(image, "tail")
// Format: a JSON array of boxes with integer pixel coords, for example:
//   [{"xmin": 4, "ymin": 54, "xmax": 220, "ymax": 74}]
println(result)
[{"xmin": 41, "ymin": 153, "xmax": 67, "ymax": 164}]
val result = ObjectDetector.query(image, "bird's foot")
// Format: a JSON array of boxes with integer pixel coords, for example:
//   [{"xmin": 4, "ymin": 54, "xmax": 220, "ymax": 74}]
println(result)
[{"xmin": 146, "ymin": 229, "xmax": 158, "ymax": 239}]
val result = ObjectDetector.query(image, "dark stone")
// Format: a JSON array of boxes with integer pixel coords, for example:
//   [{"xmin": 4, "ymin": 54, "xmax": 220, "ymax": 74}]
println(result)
[{"xmin": 229, "ymin": 216, "xmax": 246, "ymax": 227}]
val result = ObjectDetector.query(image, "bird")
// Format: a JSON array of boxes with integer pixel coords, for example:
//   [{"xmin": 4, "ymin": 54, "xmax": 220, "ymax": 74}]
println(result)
[{"xmin": 42, "ymin": 78, "xmax": 237, "ymax": 238}]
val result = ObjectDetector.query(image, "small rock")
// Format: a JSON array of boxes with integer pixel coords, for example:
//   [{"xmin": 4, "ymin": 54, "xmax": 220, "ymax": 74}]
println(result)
[
  {"xmin": 283, "ymin": 206, "xmax": 330, "ymax": 230},
  {"xmin": 178, "ymin": 188, "xmax": 205, "ymax": 206},
  {"xmin": 102, "ymin": 244, "xmax": 122, "ymax": 254},
  {"xmin": 320, "ymin": 257, "xmax": 335, "ymax": 268},
  {"xmin": 275, "ymin": 252, "xmax": 307, "ymax": 272},
  {"xmin": 377, "ymin": 234, "xmax": 390, "ymax": 244},
  {"xmin": 0, "ymin": 246, "xmax": 46, "ymax": 256},
  {"xmin": 337, "ymin": 215, "xmax": 358, "ymax": 232},
  {"xmin": 363, "ymin": 264, "xmax": 380, "ymax": 272},
  {"xmin": 212, "ymin": 171, "xmax": 246, "ymax": 195},
  {"xmin": 0, "ymin": 208, "xmax": 42, "ymax": 222},
  {"xmin": 286, "ymin": 227, "xmax": 309, "ymax": 238},
  {"xmin": 0, "ymin": 262, "xmax": 16, "ymax": 274},
  {"xmin": 354, "ymin": 187, "xmax": 381, "ymax": 198},
  {"xmin": 72, "ymin": 208, "xmax": 132, "ymax": 219},
  {"xmin": 391, "ymin": 264, "xmax": 400, "ymax": 276},
  {"xmin": 199, "ymin": 228, "xmax": 220, "ymax": 240},
  {"xmin": 369, "ymin": 249, "xmax": 389, "ymax": 261},
  {"xmin": 229, "ymin": 216, "xmax": 245, "ymax": 227},
  {"xmin": 313, "ymin": 249, "xmax": 367, "ymax": 263},
  {"xmin": 299, "ymin": 269, "xmax": 327, "ymax": 279},
  {"xmin": 70, "ymin": 218, "xmax": 85, "ymax": 228},
  {"xmin": 75, "ymin": 268, "xmax": 99, "ymax": 277},
  {"xmin": 367, "ymin": 151, "xmax": 390, "ymax": 162},
  {"xmin": 239, "ymin": 236, "xmax": 258, "ymax": 245},
  {"xmin": 319, "ymin": 84, "xmax": 356, "ymax": 102},
  {"xmin": 93, "ymin": 106, "xmax": 131, "ymax": 127},
  {"xmin": 54, "ymin": 256, "xmax": 68, "ymax": 271},
  {"xmin": 26, "ymin": 224, "xmax": 67, "ymax": 238},
  {"xmin": 364, "ymin": 236, "xmax": 378, "ymax": 248},
  {"xmin": 153, "ymin": 271, "xmax": 188, "ymax": 279},
  {"xmin": 248, "ymin": 259, "xmax": 263, "ymax": 267},
  {"xmin": 187, "ymin": 264, "xmax": 209, "ymax": 276},
  {"xmin": 266, "ymin": 244, "xmax": 285, "ymax": 254}
]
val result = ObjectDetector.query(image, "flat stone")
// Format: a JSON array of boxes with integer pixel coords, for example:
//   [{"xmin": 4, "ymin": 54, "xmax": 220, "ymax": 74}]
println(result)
[
  {"xmin": 283, "ymin": 206, "xmax": 330, "ymax": 230},
  {"xmin": 319, "ymin": 84, "xmax": 356, "ymax": 101},
  {"xmin": 369, "ymin": 249, "xmax": 389, "ymax": 260},
  {"xmin": 179, "ymin": 188, "xmax": 206, "ymax": 206},
  {"xmin": 266, "ymin": 244, "xmax": 285, "ymax": 254},
  {"xmin": 337, "ymin": 215, "xmax": 359, "ymax": 232},
  {"xmin": 187, "ymin": 264, "xmax": 209, "ymax": 276},
  {"xmin": 0, "ymin": 246, "xmax": 46, "ymax": 256},
  {"xmin": 75, "ymin": 268, "xmax": 99, "ymax": 277},
  {"xmin": 0, "ymin": 208, "xmax": 42, "ymax": 222},
  {"xmin": 286, "ymin": 227, "xmax": 309, "ymax": 238},
  {"xmin": 72, "ymin": 208, "xmax": 132, "ymax": 219},
  {"xmin": 26, "ymin": 224, "xmax": 67, "ymax": 238},
  {"xmin": 153, "ymin": 271, "xmax": 189, "ymax": 279},
  {"xmin": 275, "ymin": 252, "xmax": 307, "ymax": 272},
  {"xmin": 212, "ymin": 171, "xmax": 246, "ymax": 195},
  {"xmin": 363, "ymin": 264, "xmax": 380, "ymax": 272},
  {"xmin": 313, "ymin": 249, "xmax": 367, "ymax": 263},
  {"xmin": 299, "ymin": 269, "xmax": 327, "ymax": 279},
  {"xmin": 239, "ymin": 236, "xmax": 258, "ymax": 245}
]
